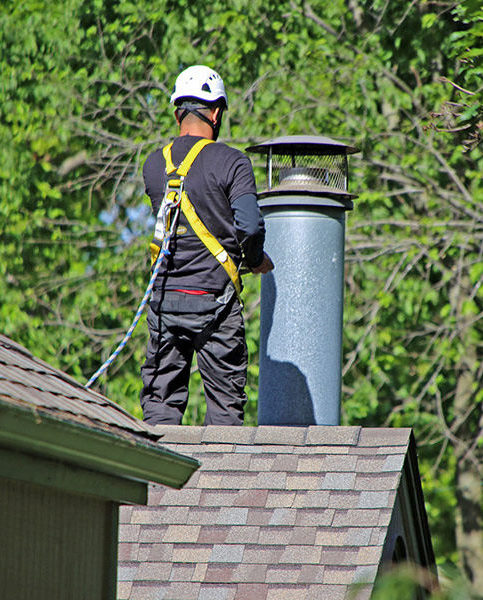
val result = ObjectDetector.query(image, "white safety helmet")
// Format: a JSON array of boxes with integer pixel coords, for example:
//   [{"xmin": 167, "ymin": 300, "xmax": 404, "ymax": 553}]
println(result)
[{"xmin": 170, "ymin": 65, "xmax": 228, "ymax": 108}]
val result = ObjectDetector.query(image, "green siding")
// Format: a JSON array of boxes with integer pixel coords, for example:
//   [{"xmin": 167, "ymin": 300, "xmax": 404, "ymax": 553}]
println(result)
[
  {"xmin": 0, "ymin": 479, "xmax": 117, "ymax": 600},
  {"xmin": 0, "ymin": 447, "xmax": 147, "ymax": 505}
]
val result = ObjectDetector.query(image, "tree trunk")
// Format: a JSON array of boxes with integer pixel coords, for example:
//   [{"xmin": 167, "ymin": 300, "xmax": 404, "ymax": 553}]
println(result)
[{"xmin": 452, "ymin": 298, "xmax": 482, "ymax": 589}]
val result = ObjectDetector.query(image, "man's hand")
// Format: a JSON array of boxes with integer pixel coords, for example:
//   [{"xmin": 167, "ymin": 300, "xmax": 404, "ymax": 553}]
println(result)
[{"xmin": 251, "ymin": 252, "xmax": 274, "ymax": 274}]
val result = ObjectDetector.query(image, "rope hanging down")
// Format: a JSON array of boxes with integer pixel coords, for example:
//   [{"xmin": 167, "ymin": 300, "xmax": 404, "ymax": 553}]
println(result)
[
  {"xmin": 85, "ymin": 193, "xmax": 180, "ymax": 389},
  {"xmin": 84, "ymin": 248, "xmax": 167, "ymax": 388}
]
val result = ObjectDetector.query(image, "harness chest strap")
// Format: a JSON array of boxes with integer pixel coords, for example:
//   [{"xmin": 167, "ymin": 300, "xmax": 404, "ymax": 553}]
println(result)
[{"xmin": 161, "ymin": 139, "xmax": 242, "ymax": 297}]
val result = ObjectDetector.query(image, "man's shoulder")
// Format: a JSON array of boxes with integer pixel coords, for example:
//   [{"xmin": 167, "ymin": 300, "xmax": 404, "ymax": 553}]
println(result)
[
  {"xmin": 209, "ymin": 141, "xmax": 248, "ymax": 159},
  {"xmin": 205, "ymin": 141, "xmax": 253, "ymax": 172},
  {"xmin": 144, "ymin": 147, "xmax": 164, "ymax": 168},
  {"xmin": 143, "ymin": 138, "xmax": 252, "ymax": 175}
]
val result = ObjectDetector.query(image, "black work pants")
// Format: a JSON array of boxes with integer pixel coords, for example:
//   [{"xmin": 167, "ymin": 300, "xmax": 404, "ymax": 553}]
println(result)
[{"xmin": 140, "ymin": 289, "xmax": 247, "ymax": 425}]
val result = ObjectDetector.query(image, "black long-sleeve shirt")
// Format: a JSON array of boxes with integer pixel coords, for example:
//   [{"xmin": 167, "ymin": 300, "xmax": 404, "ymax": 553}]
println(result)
[{"xmin": 143, "ymin": 135, "xmax": 265, "ymax": 293}]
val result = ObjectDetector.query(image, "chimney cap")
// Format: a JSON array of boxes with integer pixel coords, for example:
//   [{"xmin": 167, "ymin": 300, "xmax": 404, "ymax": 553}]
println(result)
[{"xmin": 246, "ymin": 135, "xmax": 359, "ymax": 156}]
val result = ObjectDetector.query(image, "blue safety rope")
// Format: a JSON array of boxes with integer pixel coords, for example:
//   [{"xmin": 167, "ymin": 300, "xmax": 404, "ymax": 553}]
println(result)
[
  {"xmin": 84, "ymin": 247, "xmax": 170, "ymax": 388},
  {"xmin": 85, "ymin": 163, "xmax": 184, "ymax": 389}
]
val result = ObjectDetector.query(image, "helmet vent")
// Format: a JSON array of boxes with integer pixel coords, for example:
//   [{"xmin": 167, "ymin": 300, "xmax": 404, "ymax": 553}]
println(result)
[{"xmin": 201, "ymin": 83, "xmax": 211, "ymax": 92}]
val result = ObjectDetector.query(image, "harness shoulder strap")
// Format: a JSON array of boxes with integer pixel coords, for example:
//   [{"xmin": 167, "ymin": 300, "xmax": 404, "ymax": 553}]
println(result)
[
  {"xmin": 180, "ymin": 192, "xmax": 241, "ymax": 297},
  {"xmin": 163, "ymin": 138, "xmax": 213, "ymax": 175},
  {"xmin": 162, "ymin": 142, "xmax": 176, "ymax": 174},
  {"xmin": 177, "ymin": 138, "xmax": 214, "ymax": 175}
]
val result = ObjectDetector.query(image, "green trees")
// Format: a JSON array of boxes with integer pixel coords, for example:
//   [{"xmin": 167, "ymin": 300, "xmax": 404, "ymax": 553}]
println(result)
[{"xmin": 1, "ymin": 0, "xmax": 481, "ymax": 587}]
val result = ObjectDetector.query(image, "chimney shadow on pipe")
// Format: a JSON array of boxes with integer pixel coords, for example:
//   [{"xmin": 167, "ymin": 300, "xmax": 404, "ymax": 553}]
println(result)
[{"xmin": 259, "ymin": 272, "xmax": 315, "ymax": 425}]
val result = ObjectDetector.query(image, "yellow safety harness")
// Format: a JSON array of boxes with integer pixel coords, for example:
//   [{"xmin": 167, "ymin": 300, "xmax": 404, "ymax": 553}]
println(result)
[{"xmin": 149, "ymin": 138, "xmax": 242, "ymax": 297}]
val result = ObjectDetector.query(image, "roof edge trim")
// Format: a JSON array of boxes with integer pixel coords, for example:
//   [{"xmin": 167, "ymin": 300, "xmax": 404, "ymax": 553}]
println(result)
[{"xmin": 0, "ymin": 399, "xmax": 200, "ymax": 490}]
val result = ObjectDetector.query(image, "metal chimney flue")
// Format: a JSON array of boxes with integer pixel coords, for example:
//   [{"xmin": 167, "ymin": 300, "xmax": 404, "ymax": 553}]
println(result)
[{"xmin": 246, "ymin": 136, "xmax": 358, "ymax": 426}]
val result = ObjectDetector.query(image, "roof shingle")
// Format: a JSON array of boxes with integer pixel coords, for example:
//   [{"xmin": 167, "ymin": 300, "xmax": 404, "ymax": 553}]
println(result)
[
  {"xmin": 119, "ymin": 425, "xmax": 414, "ymax": 599},
  {"xmin": 0, "ymin": 334, "xmax": 158, "ymax": 441}
]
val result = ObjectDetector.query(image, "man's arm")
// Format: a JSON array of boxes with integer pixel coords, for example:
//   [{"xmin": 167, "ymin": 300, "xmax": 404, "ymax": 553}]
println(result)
[
  {"xmin": 231, "ymin": 193, "xmax": 266, "ymax": 268},
  {"xmin": 143, "ymin": 151, "xmax": 165, "ymax": 216},
  {"xmin": 228, "ymin": 152, "xmax": 273, "ymax": 274}
]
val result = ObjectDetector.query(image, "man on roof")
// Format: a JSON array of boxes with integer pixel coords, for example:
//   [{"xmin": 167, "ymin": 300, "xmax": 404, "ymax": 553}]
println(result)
[{"xmin": 140, "ymin": 65, "xmax": 273, "ymax": 426}]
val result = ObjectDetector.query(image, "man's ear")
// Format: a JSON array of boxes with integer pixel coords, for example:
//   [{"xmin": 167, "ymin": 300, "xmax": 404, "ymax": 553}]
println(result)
[
  {"xmin": 174, "ymin": 109, "xmax": 181, "ymax": 126},
  {"xmin": 211, "ymin": 106, "xmax": 221, "ymax": 124}
]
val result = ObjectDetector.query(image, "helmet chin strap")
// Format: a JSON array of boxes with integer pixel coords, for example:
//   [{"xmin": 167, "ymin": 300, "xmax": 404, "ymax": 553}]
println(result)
[
  {"xmin": 177, "ymin": 104, "xmax": 224, "ymax": 140},
  {"xmin": 211, "ymin": 110, "xmax": 223, "ymax": 141}
]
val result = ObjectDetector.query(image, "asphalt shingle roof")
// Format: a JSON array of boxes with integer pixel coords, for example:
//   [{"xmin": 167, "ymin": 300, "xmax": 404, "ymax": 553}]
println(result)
[
  {"xmin": 0, "ymin": 334, "xmax": 157, "ymax": 442},
  {"xmin": 118, "ymin": 425, "xmax": 416, "ymax": 600}
]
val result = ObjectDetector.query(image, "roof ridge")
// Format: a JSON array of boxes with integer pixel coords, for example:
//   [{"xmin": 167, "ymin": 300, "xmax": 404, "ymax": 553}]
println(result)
[
  {"xmin": 151, "ymin": 425, "xmax": 365, "ymax": 446},
  {"xmin": 150, "ymin": 425, "xmax": 413, "ymax": 448}
]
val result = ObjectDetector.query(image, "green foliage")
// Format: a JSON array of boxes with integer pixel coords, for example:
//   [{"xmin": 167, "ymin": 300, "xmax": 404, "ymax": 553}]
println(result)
[
  {"xmin": 352, "ymin": 563, "xmax": 481, "ymax": 600},
  {"xmin": 1, "ymin": 0, "xmax": 481, "ymax": 587}
]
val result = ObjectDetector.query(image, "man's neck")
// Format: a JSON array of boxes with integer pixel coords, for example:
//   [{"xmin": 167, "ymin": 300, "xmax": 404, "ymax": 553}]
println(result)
[{"xmin": 179, "ymin": 123, "xmax": 214, "ymax": 139}]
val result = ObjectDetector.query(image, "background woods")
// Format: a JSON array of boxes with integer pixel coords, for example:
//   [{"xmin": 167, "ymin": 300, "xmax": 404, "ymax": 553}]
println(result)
[{"xmin": 1, "ymin": 0, "xmax": 481, "ymax": 590}]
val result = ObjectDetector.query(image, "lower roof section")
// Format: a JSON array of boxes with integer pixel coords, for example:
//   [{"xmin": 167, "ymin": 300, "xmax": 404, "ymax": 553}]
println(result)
[
  {"xmin": 0, "ymin": 399, "xmax": 200, "ymax": 502},
  {"xmin": 0, "ymin": 335, "xmax": 200, "ymax": 500}
]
